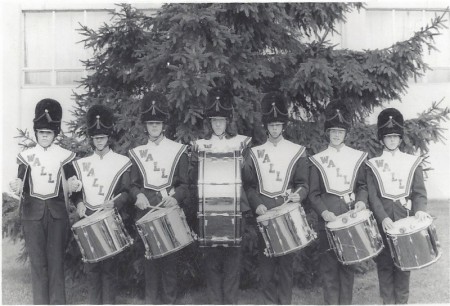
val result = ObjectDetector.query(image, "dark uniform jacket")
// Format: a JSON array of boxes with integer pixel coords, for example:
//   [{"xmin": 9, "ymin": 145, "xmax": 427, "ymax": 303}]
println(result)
[
  {"xmin": 129, "ymin": 138, "xmax": 189, "ymax": 220},
  {"xmin": 71, "ymin": 150, "xmax": 132, "ymax": 216},
  {"xmin": 367, "ymin": 158, "xmax": 427, "ymax": 223},
  {"xmin": 17, "ymin": 144, "xmax": 76, "ymax": 220},
  {"xmin": 242, "ymin": 139, "xmax": 309, "ymax": 212},
  {"xmin": 309, "ymin": 146, "xmax": 368, "ymax": 230}
]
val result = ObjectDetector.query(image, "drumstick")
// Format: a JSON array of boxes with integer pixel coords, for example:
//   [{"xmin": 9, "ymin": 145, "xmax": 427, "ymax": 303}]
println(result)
[
  {"xmin": 281, "ymin": 186, "xmax": 303, "ymax": 206},
  {"xmin": 109, "ymin": 193, "xmax": 122, "ymax": 203},
  {"xmin": 149, "ymin": 201, "xmax": 165, "ymax": 213}
]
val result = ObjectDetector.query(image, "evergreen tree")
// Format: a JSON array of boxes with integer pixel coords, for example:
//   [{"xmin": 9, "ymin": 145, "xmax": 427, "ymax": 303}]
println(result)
[{"xmin": 5, "ymin": 3, "xmax": 449, "ymax": 296}]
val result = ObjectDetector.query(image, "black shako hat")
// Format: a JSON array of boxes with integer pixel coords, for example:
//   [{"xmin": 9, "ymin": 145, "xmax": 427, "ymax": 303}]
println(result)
[
  {"xmin": 141, "ymin": 91, "xmax": 169, "ymax": 122},
  {"xmin": 377, "ymin": 108, "xmax": 404, "ymax": 140},
  {"xmin": 324, "ymin": 101, "xmax": 351, "ymax": 131},
  {"xmin": 261, "ymin": 92, "xmax": 289, "ymax": 124},
  {"xmin": 86, "ymin": 104, "xmax": 115, "ymax": 137},
  {"xmin": 33, "ymin": 98, "xmax": 62, "ymax": 134},
  {"xmin": 205, "ymin": 87, "xmax": 234, "ymax": 119}
]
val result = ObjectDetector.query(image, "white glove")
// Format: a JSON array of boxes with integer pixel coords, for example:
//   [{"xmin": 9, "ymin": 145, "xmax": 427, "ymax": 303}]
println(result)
[
  {"xmin": 354, "ymin": 201, "xmax": 366, "ymax": 212},
  {"xmin": 415, "ymin": 211, "xmax": 429, "ymax": 221},
  {"xmin": 256, "ymin": 204, "xmax": 268, "ymax": 216},
  {"xmin": 9, "ymin": 178, "xmax": 23, "ymax": 195},
  {"xmin": 382, "ymin": 217, "xmax": 394, "ymax": 232},
  {"xmin": 68, "ymin": 176, "xmax": 82, "ymax": 192},
  {"xmin": 161, "ymin": 196, "xmax": 178, "ymax": 207},
  {"xmin": 103, "ymin": 200, "xmax": 115, "ymax": 210},
  {"xmin": 321, "ymin": 210, "xmax": 337, "ymax": 222},
  {"xmin": 135, "ymin": 193, "xmax": 151, "ymax": 210},
  {"xmin": 287, "ymin": 192, "xmax": 300, "ymax": 203},
  {"xmin": 77, "ymin": 202, "xmax": 87, "ymax": 218}
]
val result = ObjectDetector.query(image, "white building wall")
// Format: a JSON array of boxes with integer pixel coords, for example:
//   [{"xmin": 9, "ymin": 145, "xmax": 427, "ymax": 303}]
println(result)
[{"xmin": 2, "ymin": 0, "xmax": 449, "ymax": 198}]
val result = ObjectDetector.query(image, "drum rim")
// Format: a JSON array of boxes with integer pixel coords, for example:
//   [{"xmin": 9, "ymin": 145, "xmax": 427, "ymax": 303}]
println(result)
[
  {"xmin": 136, "ymin": 205, "xmax": 180, "ymax": 224},
  {"xmin": 336, "ymin": 244, "xmax": 384, "ymax": 265},
  {"xmin": 393, "ymin": 251, "xmax": 442, "ymax": 271},
  {"xmin": 72, "ymin": 208, "xmax": 116, "ymax": 228},
  {"xmin": 256, "ymin": 202, "xmax": 301, "ymax": 222},
  {"xmin": 386, "ymin": 216, "xmax": 433, "ymax": 236},
  {"xmin": 82, "ymin": 243, "xmax": 132, "ymax": 263},
  {"xmin": 326, "ymin": 209, "xmax": 373, "ymax": 231},
  {"xmin": 265, "ymin": 235, "xmax": 315, "ymax": 257},
  {"xmin": 144, "ymin": 237, "xmax": 194, "ymax": 259}
]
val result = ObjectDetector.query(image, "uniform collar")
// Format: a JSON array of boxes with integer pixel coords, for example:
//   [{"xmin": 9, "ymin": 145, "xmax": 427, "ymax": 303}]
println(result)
[
  {"xmin": 267, "ymin": 136, "xmax": 284, "ymax": 147},
  {"xmin": 211, "ymin": 133, "xmax": 226, "ymax": 141},
  {"xmin": 36, "ymin": 143, "xmax": 54, "ymax": 152},
  {"xmin": 147, "ymin": 135, "xmax": 165, "ymax": 146},
  {"xmin": 328, "ymin": 143, "xmax": 346, "ymax": 153},
  {"xmin": 383, "ymin": 147, "xmax": 400, "ymax": 157},
  {"xmin": 94, "ymin": 147, "xmax": 111, "ymax": 159}
]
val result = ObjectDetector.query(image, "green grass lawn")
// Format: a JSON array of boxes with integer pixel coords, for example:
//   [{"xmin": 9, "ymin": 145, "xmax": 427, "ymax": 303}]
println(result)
[{"xmin": 3, "ymin": 199, "xmax": 449, "ymax": 304}]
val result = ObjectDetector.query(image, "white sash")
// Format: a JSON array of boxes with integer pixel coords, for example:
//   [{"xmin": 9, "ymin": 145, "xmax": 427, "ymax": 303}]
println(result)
[
  {"xmin": 129, "ymin": 138, "xmax": 186, "ymax": 191},
  {"xmin": 366, "ymin": 151, "xmax": 422, "ymax": 201},
  {"xmin": 73, "ymin": 151, "xmax": 131, "ymax": 210},
  {"xmin": 194, "ymin": 134, "xmax": 251, "ymax": 152},
  {"xmin": 250, "ymin": 139, "xmax": 305, "ymax": 198},
  {"xmin": 310, "ymin": 146, "xmax": 367, "ymax": 196},
  {"xmin": 17, "ymin": 145, "xmax": 75, "ymax": 200}
]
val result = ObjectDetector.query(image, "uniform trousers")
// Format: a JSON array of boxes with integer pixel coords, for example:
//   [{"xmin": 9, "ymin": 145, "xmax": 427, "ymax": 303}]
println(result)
[
  {"xmin": 258, "ymin": 234, "xmax": 294, "ymax": 305},
  {"xmin": 318, "ymin": 230, "xmax": 354, "ymax": 305},
  {"xmin": 22, "ymin": 205, "xmax": 68, "ymax": 305},
  {"xmin": 144, "ymin": 252, "xmax": 178, "ymax": 304},
  {"xmin": 86, "ymin": 257, "xmax": 117, "ymax": 304},
  {"xmin": 203, "ymin": 247, "xmax": 242, "ymax": 304},
  {"xmin": 375, "ymin": 239, "xmax": 410, "ymax": 304}
]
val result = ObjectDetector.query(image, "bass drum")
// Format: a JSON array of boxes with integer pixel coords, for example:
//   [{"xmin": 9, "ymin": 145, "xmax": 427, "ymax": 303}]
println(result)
[
  {"xmin": 326, "ymin": 209, "xmax": 384, "ymax": 265},
  {"xmin": 257, "ymin": 203, "xmax": 316, "ymax": 257},
  {"xmin": 386, "ymin": 215, "xmax": 441, "ymax": 271},
  {"xmin": 72, "ymin": 208, "xmax": 133, "ymax": 263},
  {"xmin": 197, "ymin": 150, "xmax": 242, "ymax": 247}
]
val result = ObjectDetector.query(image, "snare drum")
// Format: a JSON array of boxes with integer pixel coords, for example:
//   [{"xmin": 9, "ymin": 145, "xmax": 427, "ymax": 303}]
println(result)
[
  {"xmin": 386, "ymin": 216, "xmax": 441, "ymax": 271},
  {"xmin": 72, "ymin": 208, "xmax": 133, "ymax": 263},
  {"xmin": 197, "ymin": 150, "xmax": 242, "ymax": 247},
  {"xmin": 136, "ymin": 206, "xmax": 194, "ymax": 259},
  {"xmin": 257, "ymin": 203, "xmax": 317, "ymax": 257},
  {"xmin": 326, "ymin": 209, "xmax": 383, "ymax": 265}
]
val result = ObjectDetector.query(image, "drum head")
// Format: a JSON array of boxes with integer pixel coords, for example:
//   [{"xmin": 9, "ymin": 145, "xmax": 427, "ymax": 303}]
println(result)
[
  {"xmin": 137, "ymin": 206, "xmax": 174, "ymax": 224},
  {"xmin": 326, "ymin": 209, "xmax": 371, "ymax": 230},
  {"xmin": 72, "ymin": 209, "xmax": 113, "ymax": 228},
  {"xmin": 386, "ymin": 216, "xmax": 432, "ymax": 235},
  {"xmin": 256, "ymin": 203, "xmax": 300, "ymax": 222}
]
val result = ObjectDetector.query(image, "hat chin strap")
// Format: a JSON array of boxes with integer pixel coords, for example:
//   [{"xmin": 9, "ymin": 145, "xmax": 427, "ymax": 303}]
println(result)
[
  {"xmin": 268, "ymin": 130, "xmax": 283, "ymax": 142},
  {"xmin": 213, "ymin": 131, "xmax": 226, "ymax": 138},
  {"xmin": 384, "ymin": 145, "xmax": 400, "ymax": 152},
  {"xmin": 149, "ymin": 131, "xmax": 164, "ymax": 142}
]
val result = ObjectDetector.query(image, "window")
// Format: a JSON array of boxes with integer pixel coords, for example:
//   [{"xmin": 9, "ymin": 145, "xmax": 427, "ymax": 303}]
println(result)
[
  {"xmin": 23, "ymin": 10, "xmax": 113, "ymax": 86},
  {"xmin": 365, "ymin": 9, "xmax": 450, "ymax": 83}
]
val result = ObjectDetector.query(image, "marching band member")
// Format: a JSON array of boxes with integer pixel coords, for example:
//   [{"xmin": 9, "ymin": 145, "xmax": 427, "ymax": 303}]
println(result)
[
  {"xmin": 9, "ymin": 99, "xmax": 76, "ymax": 304},
  {"xmin": 242, "ymin": 92, "xmax": 309, "ymax": 305},
  {"xmin": 129, "ymin": 91, "xmax": 189, "ymax": 304},
  {"xmin": 190, "ymin": 87, "xmax": 252, "ymax": 304},
  {"xmin": 69, "ymin": 104, "xmax": 132, "ymax": 304},
  {"xmin": 308, "ymin": 101, "xmax": 368, "ymax": 304},
  {"xmin": 366, "ymin": 108, "xmax": 428, "ymax": 304}
]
